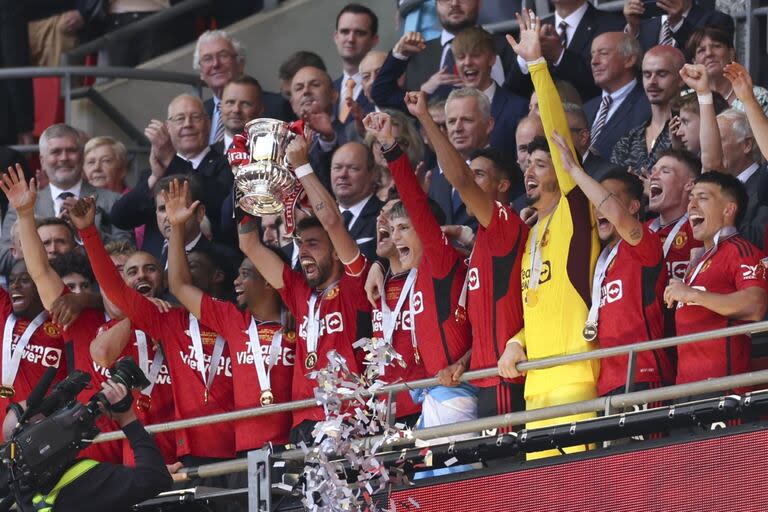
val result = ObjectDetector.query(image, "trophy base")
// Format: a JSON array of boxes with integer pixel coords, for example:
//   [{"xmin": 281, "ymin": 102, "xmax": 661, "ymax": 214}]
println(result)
[
  {"xmin": 235, "ymin": 162, "xmax": 295, "ymax": 216},
  {"xmin": 239, "ymin": 193, "xmax": 285, "ymax": 216}
]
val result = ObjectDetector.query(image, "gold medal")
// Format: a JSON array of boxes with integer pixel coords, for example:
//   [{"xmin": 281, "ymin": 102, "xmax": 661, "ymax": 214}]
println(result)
[
  {"xmin": 0, "ymin": 385, "xmax": 14, "ymax": 398},
  {"xmin": 454, "ymin": 306, "xmax": 467, "ymax": 324},
  {"xmin": 260, "ymin": 389, "xmax": 274, "ymax": 406},
  {"xmin": 305, "ymin": 351, "xmax": 318, "ymax": 369},
  {"xmin": 525, "ymin": 289, "xmax": 539, "ymax": 307},
  {"xmin": 583, "ymin": 322, "xmax": 598, "ymax": 342},
  {"xmin": 136, "ymin": 394, "xmax": 152, "ymax": 412}
]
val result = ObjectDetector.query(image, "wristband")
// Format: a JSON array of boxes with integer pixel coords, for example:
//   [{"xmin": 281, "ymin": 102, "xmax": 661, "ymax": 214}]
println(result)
[
  {"xmin": 380, "ymin": 140, "xmax": 398, "ymax": 153},
  {"xmin": 294, "ymin": 163, "xmax": 314, "ymax": 178},
  {"xmin": 697, "ymin": 93, "xmax": 713, "ymax": 105},
  {"xmin": 343, "ymin": 251, "xmax": 367, "ymax": 277},
  {"xmin": 506, "ymin": 338, "xmax": 524, "ymax": 347}
]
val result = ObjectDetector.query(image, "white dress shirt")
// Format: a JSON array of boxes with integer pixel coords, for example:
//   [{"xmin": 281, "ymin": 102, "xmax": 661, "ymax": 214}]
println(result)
[
  {"xmin": 482, "ymin": 82, "xmax": 497, "ymax": 103},
  {"xmin": 338, "ymin": 71, "xmax": 363, "ymax": 114},
  {"xmin": 208, "ymin": 96, "xmax": 221, "ymax": 145},
  {"xmin": 737, "ymin": 162, "xmax": 760, "ymax": 184},
  {"xmin": 340, "ymin": 194, "xmax": 372, "ymax": 231},
  {"xmin": 591, "ymin": 79, "xmax": 637, "ymax": 131},
  {"xmin": 517, "ymin": 2, "xmax": 589, "ymax": 73},
  {"xmin": 177, "ymin": 146, "xmax": 211, "ymax": 170}
]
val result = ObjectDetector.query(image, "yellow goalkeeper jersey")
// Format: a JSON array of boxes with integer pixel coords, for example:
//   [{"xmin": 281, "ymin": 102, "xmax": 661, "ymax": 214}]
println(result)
[{"xmin": 519, "ymin": 59, "xmax": 600, "ymax": 398}]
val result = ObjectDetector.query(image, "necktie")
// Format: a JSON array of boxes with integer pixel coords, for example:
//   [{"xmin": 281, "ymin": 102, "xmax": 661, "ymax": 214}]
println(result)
[
  {"xmin": 558, "ymin": 21, "xmax": 568, "ymax": 48},
  {"xmin": 342, "ymin": 210, "xmax": 354, "ymax": 229},
  {"xmin": 451, "ymin": 187, "xmax": 463, "ymax": 214},
  {"xmin": 443, "ymin": 44, "xmax": 455, "ymax": 73},
  {"xmin": 590, "ymin": 95, "xmax": 613, "ymax": 152},
  {"xmin": 213, "ymin": 102, "xmax": 225, "ymax": 143},
  {"xmin": 338, "ymin": 78, "xmax": 356, "ymax": 123},
  {"xmin": 660, "ymin": 19, "xmax": 676, "ymax": 47}
]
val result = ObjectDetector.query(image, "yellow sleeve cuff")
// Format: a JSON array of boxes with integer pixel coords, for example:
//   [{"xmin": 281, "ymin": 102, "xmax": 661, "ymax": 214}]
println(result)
[{"xmin": 506, "ymin": 328, "xmax": 525, "ymax": 349}]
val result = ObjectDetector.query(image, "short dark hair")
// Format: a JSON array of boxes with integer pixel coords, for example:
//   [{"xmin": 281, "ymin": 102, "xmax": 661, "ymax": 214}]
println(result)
[
  {"xmin": 686, "ymin": 26, "xmax": 735, "ymax": 58},
  {"xmin": 600, "ymin": 169, "xmax": 643, "ymax": 203},
  {"xmin": 50, "ymin": 251, "xmax": 95, "ymax": 284},
  {"xmin": 152, "ymin": 174, "xmax": 203, "ymax": 203},
  {"xmin": 526, "ymin": 135, "xmax": 550, "ymax": 155},
  {"xmin": 694, "ymin": 171, "xmax": 748, "ymax": 226},
  {"xmin": 295, "ymin": 216, "xmax": 326, "ymax": 237},
  {"xmin": 389, "ymin": 198, "xmax": 446, "ymax": 226},
  {"xmin": 655, "ymin": 149, "xmax": 702, "ymax": 179},
  {"xmin": 469, "ymin": 147, "xmax": 522, "ymax": 187},
  {"xmin": 36, "ymin": 217, "xmax": 76, "ymax": 242},
  {"xmin": 225, "ymin": 75, "xmax": 263, "ymax": 96},
  {"xmin": 671, "ymin": 89, "xmax": 729, "ymax": 116},
  {"xmin": 336, "ymin": 3, "xmax": 378, "ymax": 36},
  {"xmin": 189, "ymin": 245, "xmax": 237, "ymax": 294},
  {"xmin": 278, "ymin": 51, "xmax": 326, "ymax": 81}
]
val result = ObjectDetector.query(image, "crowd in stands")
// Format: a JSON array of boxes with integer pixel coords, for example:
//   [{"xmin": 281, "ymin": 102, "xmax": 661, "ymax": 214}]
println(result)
[{"xmin": 2, "ymin": 0, "xmax": 768, "ymax": 492}]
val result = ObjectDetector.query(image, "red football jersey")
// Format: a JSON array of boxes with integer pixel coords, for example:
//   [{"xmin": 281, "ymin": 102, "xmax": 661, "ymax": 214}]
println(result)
[
  {"xmin": 0, "ymin": 289, "xmax": 66, "ymax": 429},
  {"xmin": 372, "ymin": 271, "xmax": 426, "ymax": 418},
  {"xmin": 646, "ymin": 217, "xmax": 702, "ymax": 281},
  {"xmin": 467, "ymin": 201, "xmax": 528, "ymax": 388},
  {"xmin": 384, "ymin": 148, "xmax": 471, "ymax": 376},
  {"xmin": 594, "ymin": 227, "xmax": 674, "ymax": 396},
  {"xmin": 200, "ymin": 294, "xmax": 294, "ymax": 451},
  {"xmin": 81, "ymin": 225, "xmax": 236, "ymax": 459},
  {"xmin": 675, "ymin": 235, "xmax": 768, "ymax": 385},
  {"xmin": 278, "ymin": 263, "xmax": 371, "ymax": 427}
]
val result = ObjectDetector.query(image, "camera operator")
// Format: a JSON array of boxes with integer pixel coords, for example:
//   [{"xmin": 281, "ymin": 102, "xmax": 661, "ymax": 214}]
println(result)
[{"xmin": 2, "ymin": 378, "xmax": 172, "ymax": 512}]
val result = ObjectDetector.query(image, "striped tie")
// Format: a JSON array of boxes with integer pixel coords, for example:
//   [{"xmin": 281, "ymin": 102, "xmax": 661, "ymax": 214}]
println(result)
[
  {"xmin": 558, "ymin": 21, "xmax": 568, "ymax": 48},
  {"xmin": 660, "ymin": 19, "xmax": 676, "ymax": 47},
  {"xmin": 212, "ymin": 102, "xmax": 225, "ymax": 143},
  {"xmin": 590, "ymin": 95, "xmax": 613, "ymax": 152}
]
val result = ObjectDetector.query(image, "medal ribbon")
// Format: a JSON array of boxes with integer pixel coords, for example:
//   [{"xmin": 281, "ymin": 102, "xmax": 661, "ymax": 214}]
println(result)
[
  {"xmin": 2, "ymin": 311, "xmax": 48, "ymax": 387},
  {"xmin": 407, "ymin": 270, "xmax": 420, "ymax": 360},
  {"xmin": 685, "ymin": 226, "xmax": 738, "ymax": 285},
  {"xmin": 187, "ymin": 314, "xmax": 226, "ymax": 393},
  {"xmin": 585, "ymin": 241, "xmax": 621, "ymax": 329},
  {"xmin": 527, "ymin": 207, "xmax": 557, "ymax": 294},
  {"xmin": 381, "ymin": 269, "xmax": 417, "ymax": 344},
  {"xmin": 649, "ymin": 214, "xmax": 688, "ymax": 257},
  {"xmin": 135, "ymin": 330, "xmax": 164, "ymax": 397},
  {"xmin": 305, "ymin": 281, "xmax": 340, "ymax": 357},
  {"xmin": 247, "ymin": 318, "xmax": 282, "ymax": 394}
]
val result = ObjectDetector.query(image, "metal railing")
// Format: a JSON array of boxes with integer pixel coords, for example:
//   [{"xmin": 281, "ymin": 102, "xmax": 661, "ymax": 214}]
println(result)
[{"xmin": 94, "ymin": 319, "xmax": 768, "ymax": 444}]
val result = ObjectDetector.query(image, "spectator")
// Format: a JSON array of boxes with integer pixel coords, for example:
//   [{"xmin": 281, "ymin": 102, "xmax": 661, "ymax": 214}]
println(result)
[
  {"xmin": 664, "ymin": 172, "xmax": 768, "ymax": 394},
  {"xmin": 428, "ymin": 87, "xmax": 494, "ymax": 228},
  {"xmin": 1, "ymin": 124, "xmax": 131, "ymax": 269},
  {"xmin": 110, "ymin": 94, "xmax": 233, "ymax": 253},
  {"xmin": 529, "ymin": 80, "xmax": 583, "ymax": 115},
  {"xmin": 359, "ymin": 50, "xmax": 402, "ymax": 110},
  {"xmin": 372, "ymin": 0, "xmax": 514, "ymax": 107},
  {"xmin": 278, "ymin": 50, "xmax": 327, "ymax": 101},
  {"xmin": 563, "ymin": 102, "xmax": 625, "ymax": 181},
  {"xmin": 214, "ymin": 75, "xmax": 264, "ymax": 154},
  {"xmin": 611, "ymin": 45, "xmax": 685, "ymax": 172},
  {"xmin": 624, "ymin": 0, "xmax": 734, "ymax": 54},
  {"xmin": 419, "ymin": 98, "xmax": 447, "ymax": 169},
  {"xmin": 330, "ymin": 141, "xmax": 384, "ymax": 260},
  {"xmin": 452, "ymin": 27, "xmax": 528, "ymax": 153},
  {"xmin": 584, "ymin": 32, "xmax": 649, "ymax": 159},
  {"xmin": 646, "ymin": 150, "xmax": 703, "ymax": 281},
  {"xmin": 506, "ymin": 0, "xmax": 625, "ymax": 102},
  {"xmin": 332, "ymin": 4, "xmax": 379, "ymax": 125},
  {"xmin": 37, "ymin": 217, "xmax": 77, "ymax": 260},
  {"xmin": 514, "ymin": 114, "xmax": 544, "ymax": 183},
  {"xmin": 261, "ymin": 214, "xmax": 282, "ymax": 248},
  {"xmin": 669, "ymin": 88, "xmax": 729, "ymax": 155},
  {"xmin": 83, "ymin": 136, "xmax": 129, "ymax": 194},
  {"xmin": 724, "ymin": 62, "xmax": 768, "ymax": 163},
  {"xmin": 688, "ymin": 27, "xmax": 768, "ymax": 114},
  {"xmin": 193, "ymin": 30, "xmax": 245, "ymax": 145},
  {"xmin": 50, "ymin": 250, "xmax": 95, "ymax": 294}
]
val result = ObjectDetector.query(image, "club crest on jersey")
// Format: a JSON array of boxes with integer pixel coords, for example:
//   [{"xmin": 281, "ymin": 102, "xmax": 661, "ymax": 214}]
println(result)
[
  {"xmin": 699, "ymin": 259, "xmax": 712, "ymax": 275},
  {"xmin": 541, "ymin": 229, "xmax": 551, "ymax": 248},
  {"xmin": 468, "ymin": 268, "xmax": 479, "ymax": 290},
  {"xmin": 674, "ymin": 230, "xmax": 688, "ymax": 249},
  {"xmin": 325, "ymin": 287, "xmax": 340, "ymax": 300},
  {"xmin": 284, "ymin": 330, "xmax": 297, "ymax": 343},
  {"xmin": 43, "ymin": 322, "xmax": 60, "ymax": 337},
  {"xmin": 184, "ymin": 330, "xmax": 219, "ymax": 345}
]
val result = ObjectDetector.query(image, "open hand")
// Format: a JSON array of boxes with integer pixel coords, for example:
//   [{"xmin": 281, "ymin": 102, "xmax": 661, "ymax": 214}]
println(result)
[
  {"xmin": 506, "ymin": 9, "xmax": 543, "ymax": 63},
  {"xmin": 723, "ymin": 62, "xmax": 756, "ymax": 103},
  {"xmin": 69, "ymin": 197, "xmax": 97, "ymax": 230},
  {"xmin": 161, "ymin": 179, "xmax": 200, "ymax": 227},
  {"xmin": 623, "ymin": 0, "xmax": 645, "ymax": 33},
  {"xmin": 0, "ymin": 164, "xmax": 36, "ymax": 214}
]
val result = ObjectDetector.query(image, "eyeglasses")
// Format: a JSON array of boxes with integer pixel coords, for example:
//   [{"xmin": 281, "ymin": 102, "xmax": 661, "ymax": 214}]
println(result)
[
  {"xmin": 167, "ymin": 113, "xmax": 206, "ymax": 125},
  {"xmin": 199, "ymin": 50, "xmax": 237, "ymax": 67}
]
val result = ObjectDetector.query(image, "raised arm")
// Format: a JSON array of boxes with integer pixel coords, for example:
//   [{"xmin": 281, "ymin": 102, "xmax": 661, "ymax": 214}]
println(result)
[
  {"xmin": 90, "ymin": 317, "xmax": 133, "ymax": 367},
  {"xmin": 163, "ymin": 179, "xmax": 203, "ymax": 319},
  {"xmin": 405, "ymin": 91, "xmax": 496, "ymax": 227},
  {"xmin": 238, "ymin": 217, "xmax": 285, "ymax": 290},
  {"xmin": 285, "ymin": 135, "xmax": 361, "ymax": 265},
  {"xmin": 680, "ymin": 64, "xmax": 723, "ymax": 172},
  {"xmin": 551, "ymin": 131, "xmax": 644, "ymax": 245},
  {"xmin": 725, "ymin": 63, "xmax": 768, "ymax": 162},
  {"xmin": 0, "ymin": 165, "xmax": 65, "ymax": 307},
  {"xmin": 509, "ymin": 11, "xmax": 578, "ymax": 195}
]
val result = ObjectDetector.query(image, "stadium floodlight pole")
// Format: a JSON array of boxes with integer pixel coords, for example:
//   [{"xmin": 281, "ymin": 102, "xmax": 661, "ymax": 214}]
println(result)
[
  {"xmin": 93, "ymin": 319, "xmax": 768, "ymax": 443},
  {"xmin": 176, "ymin": 369, "xmax": 768, "ymax": 479}
]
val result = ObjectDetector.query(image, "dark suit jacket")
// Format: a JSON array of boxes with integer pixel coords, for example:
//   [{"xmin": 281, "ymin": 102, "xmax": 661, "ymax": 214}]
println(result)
[
  {"xmin": 637, "ymin": 4, "xmax": 735, "ymax": 55},
  {"xmin": 740, "ymin": 166, "xmax": 768, "ymax": 249},
  {"xmin": 110, "ymin": 147, "xmax": 233, "ymax": 243},
  {"xmin": 584, "ymin": 81, "xmax": 650, "ymax": 159},
  {"xmin": 346, "ymin": 195, "xmax": 384, "ymax": 261},
  {"xmin": 489, "ymin": 85, "xmax": 528, "ymax": 154},
  {"xmin": 333, "ymin": 76, "xmax": 374, "ymax": 127},
  {"xmin": 505, "ymin": 4, "xmax": 625, "ymax": 102},
  {"xmin": 371, "ymin": 32, "xmax": 515, "ymax": 109},
  {"xmin": 262, "ymin": 91, "xmax": 295, "ymax": 122},
  {"xmin": 428, "ymin": 167, "xmax": 477, "ymax": 230},
  {"xmin": 583, "ymin": 149, "xmax": 626, "ymax": 181}
]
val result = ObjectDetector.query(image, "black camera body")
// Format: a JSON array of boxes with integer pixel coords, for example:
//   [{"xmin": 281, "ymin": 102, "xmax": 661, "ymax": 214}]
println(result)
[{"xmin": 0, "ymin": 356, "xmax": 150, "ymax": 508}]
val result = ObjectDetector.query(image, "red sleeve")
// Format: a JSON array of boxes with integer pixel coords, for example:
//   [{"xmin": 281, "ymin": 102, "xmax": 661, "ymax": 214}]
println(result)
[
  {"xmin": 484, "ymin": 202, "xmax": 528, "ymax": 256},
  {"xmin": 625, "ymin": 224, "xmax": 664, "ymax": 267},
  {"xmin": 340, "ymin": 259, "xmax": 373, "ymax": 312},
  {"xmin": 277, "ymin": 263, "xmax": 311, "ymax": 318},
  {"xmin": 200, "ymin": 294, "xmax": 245, "ymax": 341},
  {"xmin": 732, "ymin": 240, "xmax": 768, "ymax": 292},
  {"xmin": 79, "ymin": 225, "xmax": 167, "ymax": 338},
  {"xmin": 0, "ymin": 288, "xmax": 11, "ymax": 318},
  {"xmin": 384, "ymin": 146, "xmax": 460, "ymax": 277}
]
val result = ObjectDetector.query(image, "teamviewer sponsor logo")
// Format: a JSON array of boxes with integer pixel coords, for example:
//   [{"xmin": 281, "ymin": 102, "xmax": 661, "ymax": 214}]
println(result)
[
  {"xmin": 42, "ymin": 347, "xmax": 62, "ymax": 368},
  {"xmin": 411, "ymin": 292, "xmax": 424, "ymax": 314},
  {"xmin": 468, "ymin": 268, "xmax": 479, "ymax": 291},
  {"xmin": 600, "ymin": 280, "xmax": 623, "ymax": 306}
]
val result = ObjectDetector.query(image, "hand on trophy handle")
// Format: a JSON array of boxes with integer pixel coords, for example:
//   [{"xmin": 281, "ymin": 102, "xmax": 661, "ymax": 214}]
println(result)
[
  {"xmin": 227, "ymin": 132, "xmax": 250, "ymax": 170},
  {"xmin": 286, "ymin": 137, "xmax": 310, "ymax": 169}
]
